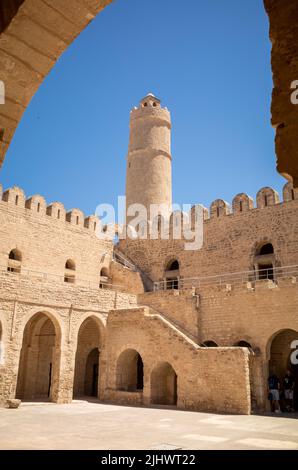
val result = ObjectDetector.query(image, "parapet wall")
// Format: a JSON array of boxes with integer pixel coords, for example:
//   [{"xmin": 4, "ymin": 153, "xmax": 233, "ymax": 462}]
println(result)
[
  {"xmin": 0, "ymin": 184, "xmax": 105, "ymax": 235},
  {"xmin": 121, "ymin": 181, "xmax": 298, "ymax": 282},
  {"xmin": 0, "ymin": 184, "xmax": 114, "ymax": 288},
  {"xmin": 143, "ymin": 181, "xmax": 298, "ymax": 232}
]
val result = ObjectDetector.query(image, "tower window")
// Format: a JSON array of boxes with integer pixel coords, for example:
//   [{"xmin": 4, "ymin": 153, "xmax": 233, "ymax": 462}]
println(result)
[
  {"xmin": 216, "ymin": 206, "xmax": 220, "ymax": 217},
  {"xmin": 76, "ymin": 216, "xmax": 79, "ymax": 225},
  {"xmin": 94, "ymin": 222, "xmax": 97, "ymax": 231},
  {"xmin": 37, "ymin": 202, "xmax": 40, "ymax": 213},
  {"xmin": 57, "ymin": 209, "xmax": 60, "ymax": 219},
  {"xmin": 143, "ymin": 102, "xmax": 147, "ymax": 107},
  {"xmin": 153, "ymin": 102, "xmax": 157, "ymax": 107},
  {"xmin": 15, "ymin": 195, "xmax": 19, "ymax": 205},
  {"xmin": 239, "ymin": 200, "xmax": 243, "ymax": 212},
  {"xmin": 292, "ymin": 189, "xmax": 295, "ymax": 200},
  {"xmin": 264, "ymin": 195, "xmax": 268, "ymax": 207}
]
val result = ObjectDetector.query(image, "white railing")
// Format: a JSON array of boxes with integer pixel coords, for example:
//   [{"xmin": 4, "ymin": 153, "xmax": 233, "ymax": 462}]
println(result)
[
  {"xmin": 0, "ymin": 265, "xmax": 125, "ymax": 292},
  {"xmin": 112, "ymin": 250, "xmax": 137, "ymax": 271},
  {"xmin": 153, "ymin": 265, "xmax": 298, "ymax": 291}
]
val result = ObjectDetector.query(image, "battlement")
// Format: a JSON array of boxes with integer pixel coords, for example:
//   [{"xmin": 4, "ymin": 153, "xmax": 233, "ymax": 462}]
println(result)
[
  {"xmin": 206, "ymin": 182, "xmax": 296, "ymax": 220},
  {"xmin": 0, "ymin": 184, "xmax": 102, "ymax": 235},
  {"xmin": 146, "ymin": 181, "xmax": 298, "ymax": 237},
  {"xmin": 130, "ymin": 106, "xmax": 171, "ymax": 126}
]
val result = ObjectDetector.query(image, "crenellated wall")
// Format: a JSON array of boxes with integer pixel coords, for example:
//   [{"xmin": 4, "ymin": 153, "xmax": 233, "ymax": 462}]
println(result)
[
  {"xmin": 0, "ymin": 184, "xmax": 113, "ymax": 287},
  {"xmin": 120, "ymin": 181, "xmax": 298, "ymax": 281}
]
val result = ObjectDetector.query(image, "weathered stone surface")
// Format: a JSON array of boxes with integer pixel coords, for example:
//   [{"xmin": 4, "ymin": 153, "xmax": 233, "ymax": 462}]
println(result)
[
  {"xmin": 6, "ymin": 398, "xmax": 21, "ymax": 408},
  {"xmin": 264, "ymin": 0, "xmax": 298, "ymax": 186},
  {"xmin": 0, "ymin": 96, "xmax": 297, "ymax": 416},
  {"xmin": 0, "ymin": 0, "xmax": 113, "ymax": 165}
]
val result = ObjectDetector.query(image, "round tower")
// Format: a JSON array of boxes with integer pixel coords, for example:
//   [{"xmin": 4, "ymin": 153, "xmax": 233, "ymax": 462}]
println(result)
[{"xmin": 126, "ymin": 94, "xmax": 172, "ymax": 222}]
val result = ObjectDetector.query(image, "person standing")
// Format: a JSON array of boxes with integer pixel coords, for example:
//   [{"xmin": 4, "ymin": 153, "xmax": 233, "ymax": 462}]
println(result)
[
  {"xmin": 283, "ymin": 370, "xmax": 295, "ymax": 412},
  {"xmin": 268, "ymin": 373, "xmax": 281, "ymax": 413}
]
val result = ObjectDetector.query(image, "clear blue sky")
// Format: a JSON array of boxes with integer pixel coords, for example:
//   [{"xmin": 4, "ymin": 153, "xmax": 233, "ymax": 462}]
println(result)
[{"xmin": 0, "ymin": 0, "xmax": 286, "ymax": 216}]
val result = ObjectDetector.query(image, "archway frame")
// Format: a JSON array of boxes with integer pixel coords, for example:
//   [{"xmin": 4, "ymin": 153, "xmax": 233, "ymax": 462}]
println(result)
[{"xmin": 16, "ymin": 308, "xmax": 63, "ymax": 402}]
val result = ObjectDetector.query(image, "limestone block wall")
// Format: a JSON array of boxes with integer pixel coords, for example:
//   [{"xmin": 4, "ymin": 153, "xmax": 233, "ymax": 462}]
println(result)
[
  {"xmin": 0, "ymin": 185, "xmax": 113, "ymax": 287},
  {"xmin": 198, "ymin": 279, "xmax": 298, "ymax": 349},
  {"xmin": 197, "ymin": 279, "xmax": 298, "ymax": 409},
  {"xmin": 138, "ymin": 290, "xmax": 199, "ymax": 340},
  {"xmin": 121, "ymin": 183, "xmax": 298, "ymax": 281},
  {"xmin": 110, "ymin": 261, "xmax": 144, "ymax": 295},
  {"xmin": 0, "ymin": 271, "xmax": 137, "ymax": 406},
  {"xmin": 104, "ymin": 307, "xmax": 251, "ymax": 415}
]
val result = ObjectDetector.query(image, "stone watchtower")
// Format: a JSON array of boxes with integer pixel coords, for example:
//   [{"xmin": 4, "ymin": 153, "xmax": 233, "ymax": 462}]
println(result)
[{"xmin": 126, "ymin": 94, "xmax": 172, "ymax": 222}]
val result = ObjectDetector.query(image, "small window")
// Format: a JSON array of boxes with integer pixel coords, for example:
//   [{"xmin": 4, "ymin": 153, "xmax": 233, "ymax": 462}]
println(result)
[
  {"xmin": 239, "ymin": 200, "xmax": 243, "ymax": 212},
  {"xmin": 216, "ymin": 206, "xmax": 220, "ymax": 217},
  {"xmin": 153, "ymin": 102, "xmax": 157, "ymax": 107},
  {"xmin": 15, "ymin": 195, "xmax": 19, "ymax": 206},
  {"xmin": 93, "ymin": 222, "xmax": 97, "ymax": 231},
  {"xmin": 292, "ymin": 189, "xmax": 295, "ymax": 200},
  {"xmin": 100, "ymin": 267, "xmax": 109, "ymax": 277},
  {"xmin": 76, "ymin": 216, "xmax": 79, "ymax": 225},
  {"xmin": 264, "ymin": 195, "xmax": 268, "ymax": 207},
  {"xmin": 65, "ymin": 259, "xmax": 75, "ymax": 284},
  {"xmin": 9, "ymin": 249, "xmax": 22, "ymax": 261},
  {"xmin": 203, "ymin": 341, "xmax": 218, "ymax": 347},
  {"xmin": 57, "ymin": 209, "xmax": 61, "ymax": 219},
  {"xmin": 258, "ymin": 263, "xmax": 274, "ymax": 280},
  {"xmin": 235, "ymin": 340, "xmax": 252, "ymax": 348},
  {"xmin": 37, "ymin": 202, "xmax": 40, "ymax": 213},
  {"xmin": 259, "ymin": 243, "xmax": 274, "ymax": 255},
  {"xmin": 7, "ymin": 249, "xmax": 22, "ymax": 273},
  {"xmin": 99, "ymin": 267, "xmax": 109, "ymax": 288},
  {"xmin": 143, "ymin": 102, "xmax": 147, "ymax": 107},
  {"xmin": 65, "ymin": 259, "xmax": 76, "ymax": 270},
  {"xmin": 167, "ymin": 260, "xmax": 179, "ymax": 271}
]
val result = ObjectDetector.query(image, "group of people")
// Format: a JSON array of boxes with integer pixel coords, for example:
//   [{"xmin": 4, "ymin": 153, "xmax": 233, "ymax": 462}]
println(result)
[{"xmin": 268, "ymin": 370, "xmax": 296, "ymax": 413}]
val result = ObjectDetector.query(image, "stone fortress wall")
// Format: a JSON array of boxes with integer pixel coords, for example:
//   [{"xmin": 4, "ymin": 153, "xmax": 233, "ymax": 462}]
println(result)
[
  {"xmin": 0, "ymin": 182, "xmax": 252, "ymax": 414},
  {"xmin": 0, "ymin": 93, "xmax": 297, "ymax": 415},
  {"xmin": 121, "ymin": 181, "xmax": 298, "ymax": 281}
]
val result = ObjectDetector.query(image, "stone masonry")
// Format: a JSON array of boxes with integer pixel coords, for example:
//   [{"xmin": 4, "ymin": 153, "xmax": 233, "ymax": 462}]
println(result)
[{"xmin": 0, "ymin": 95, "xmax": 297, "ymax": 415}]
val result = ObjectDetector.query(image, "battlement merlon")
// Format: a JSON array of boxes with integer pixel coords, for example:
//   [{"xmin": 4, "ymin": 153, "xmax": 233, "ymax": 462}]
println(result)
[{"xmin": 0, "ymin": 184, "xmax": 109, "ymax": 238}]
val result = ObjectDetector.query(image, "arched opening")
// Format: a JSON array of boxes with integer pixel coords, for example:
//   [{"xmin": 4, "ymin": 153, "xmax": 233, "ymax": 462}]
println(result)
[
  {"xmin": 258, "ymin": 243, "xmax": 274, "ymax": 255},
  {"xmin": 16, "ymin": 312, "xmax": 61, "ymax": 401},
  {"xmin": 254, "ymin": 242, "xmax": 275, "ymax": 281},
  {"xmin": 151, "ymin": 362, "xmax": 177, "ymax": 406},
  {"xmin": 116, "ymin": 349, "xmax": 144, "ymax": 392},
  {"xmin": 7, "ymin": 248, "xmax": 22, "ymax": 273},
  {"xmin": 64, "ymin": 259, "xmax": 75, "ymax": 284},
  {"xmin": 73, "ymin": 317, "xmax": 102, "ymax": 398},
  {"xmin": 268, "ymin": 329, "xmax": 298, "ymax": 411},
  {"xmin": 99, "ymin": 267, "xmax": 109, "ymax": 289},
  {"xmin": 165, "ymin": 259, "xmax": 180, "ymax": 290},
  {"xmin": 203, "ymin": 340, "xmax": 218, "ymax": 347},
  {"xmin": 234, "ymin": 340, "xmax": 252, "ymax": 348}
]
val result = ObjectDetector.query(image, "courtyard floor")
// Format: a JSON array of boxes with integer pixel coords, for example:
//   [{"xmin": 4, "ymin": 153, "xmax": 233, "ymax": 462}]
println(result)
[{"xmin": 0, "ymin": 400, "xmax": 298, "ymax": 450}]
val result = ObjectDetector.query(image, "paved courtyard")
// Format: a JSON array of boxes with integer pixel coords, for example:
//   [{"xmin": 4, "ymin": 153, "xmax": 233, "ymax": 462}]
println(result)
[{"xmin": 0, "ymin": 400, "xmax": 298, "ymax": 450}]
